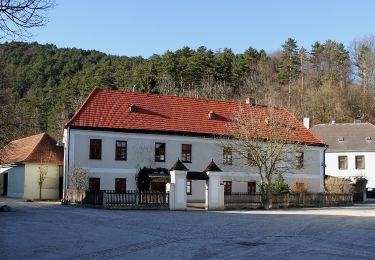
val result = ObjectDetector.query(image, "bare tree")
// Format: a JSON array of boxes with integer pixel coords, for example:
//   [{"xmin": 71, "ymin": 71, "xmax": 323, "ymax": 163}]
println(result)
[
  {"xmin": 0, "ymin": 0, "xmax": 55, "ymax": 38},
  {"xmin": 225, "ymin": 106, "xmax": 303, "ymax": 209},
  {"xmin": 351, "ymin": 35, "xmax": 375, "ymax": 95},
  {"xmin": 69, "ymin": 165, "xmax": 89, "ymax": 191},
  {"xmin": 37, "ymin": 163, "xmax": 48, "ymax": 200}
]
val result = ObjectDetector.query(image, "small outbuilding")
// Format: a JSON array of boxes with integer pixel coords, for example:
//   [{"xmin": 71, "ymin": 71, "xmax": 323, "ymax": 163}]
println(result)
[{"xmin": 0, "ymin": 133, "xmax": 63, "ymax": 200}]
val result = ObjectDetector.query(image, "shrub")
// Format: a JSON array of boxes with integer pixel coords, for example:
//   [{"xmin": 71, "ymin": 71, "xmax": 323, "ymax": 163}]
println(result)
[
  {"xmin": 260, "ymin": 175, "xmax": 290, "ymax": 195},
  {"xmin": 325, "ymin": 176, "xmax": 353, "ymax": 193},
  {"xmin": 291, "ymin": 183, "xmax": 309, "ymax": 193}
]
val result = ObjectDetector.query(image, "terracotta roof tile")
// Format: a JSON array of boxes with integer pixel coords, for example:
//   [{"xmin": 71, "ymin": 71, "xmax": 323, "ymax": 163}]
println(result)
[
  {"xmin": 66, "ymin": 88, "xmax": 325, "ymax": 146},
  {"xmin": 0, "ymin": 133, "xmax": 63, "ymax": 164}
]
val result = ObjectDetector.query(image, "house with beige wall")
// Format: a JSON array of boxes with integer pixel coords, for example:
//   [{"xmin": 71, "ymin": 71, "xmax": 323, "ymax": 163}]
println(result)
[
  {"xmin": 0, "ymin": 133, "xmax": 64, "ymax": 200},
  {"xmin": 64, "ymin": 88, "xmax": 326, "ymax": 202}
]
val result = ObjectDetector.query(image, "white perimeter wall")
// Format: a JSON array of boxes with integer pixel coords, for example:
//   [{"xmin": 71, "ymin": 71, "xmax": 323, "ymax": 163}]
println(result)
[{"xmin": 326, "ymin": 152, "xmax": 375, "ymax": 188}]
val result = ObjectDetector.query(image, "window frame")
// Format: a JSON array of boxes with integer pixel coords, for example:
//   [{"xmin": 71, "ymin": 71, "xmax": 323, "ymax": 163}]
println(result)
[
  {"xmin": 338, "ymin": 155, "xmax": 348, "ymax": 170},
  {"xmin": 186, "ymin": 180, "xmax": 192, "ymax": 195},
  {"xmin": 223, "ymin": 147, "xmax": 233, "ymax": 165},
  {"xmin": 115, "ymin": 140, "xmax": 127, "ymax": 161},
  {"xmin": 155, "ymin": 142, "xmax": 166, "ymax": 162},
  {"xmin": 89, "ymin": 139, "xmax": 102, "ymax": 160},
  {"xmin": 355, "ymin": 155, "xmax": 365, "ymax": 170},
  {"xmin": 223, "ymin": 181, "xmax": 232, "ymax": 195},
  {"xmin": 248, "ymin": 181, "xmax": 256, "ymax": 194},
  {"xmin": 295, "ymin": 151, "xmax": 304, "ymax": 169},
  {"xmin": 115, "ymin": 178, "xmax": 127, "ymax": 193},
  {"xmin": 89, "ymin": 177, "xmax": 100, "ymax": 191},
  {"xmin": 181, "ymin": 144, "xmax": 192, "ymax": 163}
]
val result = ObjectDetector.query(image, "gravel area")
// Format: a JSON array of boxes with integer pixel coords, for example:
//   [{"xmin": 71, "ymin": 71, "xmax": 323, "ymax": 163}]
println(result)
[{"xmin": 1, "ymin": 197, "xmax": 375, "ymax": 259}]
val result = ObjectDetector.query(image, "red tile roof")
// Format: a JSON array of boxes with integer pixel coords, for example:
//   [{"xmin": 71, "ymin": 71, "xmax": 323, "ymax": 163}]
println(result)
[
  {"xmin": 66, "ymin": 88, "xmax": 325, "ymax": 146},
  {"xmin": 0, "ymin": 133, "xmax": 64, "ymax": 164}
]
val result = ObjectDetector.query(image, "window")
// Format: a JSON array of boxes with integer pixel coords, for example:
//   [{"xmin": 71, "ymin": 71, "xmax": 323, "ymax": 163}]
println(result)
[
  {"xmin": 295, "ymin": 152, "xmax": 304, "ymax": 169},
  {"xmin": 355, "ymin": 155, "xmax": 365, "ymax": 170},
  {"xmin": 247, "ymin": 151, "xmax": 256, "ymax": 166},
  {"xmin": 223, "ymin": 147, "xmax": 232, "ymax": 165},
  {"xmin": 223, "ymin": 181, "xmax": 232, "ymax": 195},
  {"xmin": 115, "ymin": 178, "xmax": 127, "ymax": 193},
  {"xmin": 295, "ymin": 182, "xmax": 305, "ymax": 192},
  {"xmin": 186, "ymin": 180, "xmax": 192, "ymax": 195},
  {"xmin": 115, "ymin": 141, "xmax": 127, "ymax": 160},
  {"xmin": 338, "ymin": 156, "xmax": 348, "ymax": 170},
  {"xmin": 90, "ymin": 139, "xmax": 102, "ymax": 160},
  {"xmin": 89, "ymin": 178, "xmax": 100, "ymax": 191},
  {"xmin": 248, "ymin": 181, "xmax": 256, "ymax": 194},
  {"xmin": 181, "ymin": 144, "xmax": 192, "ymax": 163},
  {"xmin": 155, "ymin": 143, "xmax": 166, "ymax": 162}
]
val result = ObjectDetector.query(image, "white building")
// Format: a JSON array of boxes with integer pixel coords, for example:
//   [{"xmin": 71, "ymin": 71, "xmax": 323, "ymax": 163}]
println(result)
[
  {"xmin": 311, "ymin": 122, "xmax": 375, "ymax": 192},
  {"xmin": 64, "ymin": 88, "xmax": 326, "ymax": 201}
]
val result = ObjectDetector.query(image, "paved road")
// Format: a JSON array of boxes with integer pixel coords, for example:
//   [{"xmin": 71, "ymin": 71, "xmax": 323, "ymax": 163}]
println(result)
[{"xmin": 1, "ymin": 197, "xmax": 375, "ymax": 259}]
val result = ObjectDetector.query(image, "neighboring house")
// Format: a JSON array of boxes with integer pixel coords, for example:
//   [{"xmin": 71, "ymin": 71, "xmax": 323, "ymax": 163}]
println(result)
[
  {"xmin": 64, "ymin": 88, "xmax": 326, "ymax": 202},
  {"xmin": 311, "ymin": 122, "xmax": 375, "ymax": 192},
  {"xmin": 0, "ymin": 133, "xmax": 64, "ymax": 199}
]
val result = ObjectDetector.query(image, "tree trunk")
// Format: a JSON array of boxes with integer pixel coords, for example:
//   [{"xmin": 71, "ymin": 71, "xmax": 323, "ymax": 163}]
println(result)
[{"xmin": 263, "ymin": 185, "xmax": 271, "ymax": 210}]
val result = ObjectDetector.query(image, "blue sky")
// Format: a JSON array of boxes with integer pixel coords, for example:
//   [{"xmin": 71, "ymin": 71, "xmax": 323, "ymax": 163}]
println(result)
[{"xmin": 24, "ymin": 0, "xmax": 375, "ymax": 57}]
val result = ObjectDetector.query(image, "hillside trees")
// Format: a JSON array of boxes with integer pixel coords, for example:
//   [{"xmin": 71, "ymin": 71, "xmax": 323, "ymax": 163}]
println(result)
[{"xmin": 0, "ymin": 37, "xmax": 373, "ymax": 144}]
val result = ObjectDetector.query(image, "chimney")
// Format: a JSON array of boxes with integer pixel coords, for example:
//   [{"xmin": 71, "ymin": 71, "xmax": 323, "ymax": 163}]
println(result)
[
  {"xmin": 208, "ymin": 111, "xmax": 216, "ymax": 120},
  {"xmin": 354, "ymin": 115, "xmax": 362, "ymax": 124},
  {"xmin": 245, "ymin": 97, "xmax": 256, "ymax": 106},
  {"xmin": 303, "ymin": 117, "xmax": 310, "ymax": 129}
]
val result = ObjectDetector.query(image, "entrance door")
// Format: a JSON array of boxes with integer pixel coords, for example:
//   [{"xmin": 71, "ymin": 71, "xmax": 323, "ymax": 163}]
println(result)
[
  {"xmin": 3, "ymin": 173, "xmax": 8, "ymax": 196},
  {"xmin": 150, "ymin": 182, "xmax": 166, "ymax": 192}
]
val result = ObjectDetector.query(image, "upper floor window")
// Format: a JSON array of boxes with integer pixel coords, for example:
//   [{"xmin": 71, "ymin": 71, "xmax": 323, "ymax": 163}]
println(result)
[
  {"xmin": 223, "ymin": 147, "xmax": 232, "ymax": 165},
  {"xmin": 155, "ymin": 142, "xmax": 166, "ymax": 162},
  {"xmin": 295, "ymin": 151, "xmax": 304, "ymax": 169},
  {"xmin": 115, "ymin": 141, "xmax": 127, "ymax": 161},
  {"xmin": 90, "ymin": 139, "xmax": 102, "ymax": 160},
  {"xmin": 355, "ymin": 155, "xmax": 365, "ymax": 169},
  {"xmin": 338, "ymin": 155, "xmax": 348, "ymax": 170},
  {"xmin": 181, "ymin": 144, "xmax": 192, "ymax": 163}
]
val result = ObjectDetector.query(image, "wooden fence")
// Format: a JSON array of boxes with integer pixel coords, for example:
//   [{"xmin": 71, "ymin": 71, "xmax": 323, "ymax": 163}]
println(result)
[
  {"xmin": 63, "ymin": 189, "xmax": 169, "ymax": 209},
  {"xmin": 224, "ymin": 192, "xmax": 353, "ymax": 209}
]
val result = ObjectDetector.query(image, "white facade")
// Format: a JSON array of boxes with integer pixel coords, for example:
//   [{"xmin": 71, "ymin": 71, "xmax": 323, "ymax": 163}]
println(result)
[
  {"xmin": 325, "ymin": 151, "xmax": 375, "ymax": 189},
  {"xmin": 64, "ymin": 128, "xmax": 325, "ymax": 195}
]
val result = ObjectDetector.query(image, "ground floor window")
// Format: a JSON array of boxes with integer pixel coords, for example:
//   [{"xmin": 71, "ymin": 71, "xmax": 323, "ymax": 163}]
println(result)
[
  {"xmin": 186, "ymin": 180, "xmax": 192, "ymax": 195},
  {"xmin": 248, "ymin": 181, "xmax": 256, "ymax": 194},
  {"xmin": 115, "ymin": 178, "xmax": 127, "ymax": 193},
  {"xmin": 89, "ymin": 178, "xmax": 100, "ymax": 191},
  {"xmin": 223, "ymin": 181, "xmax": 232, "ymax": 195}
]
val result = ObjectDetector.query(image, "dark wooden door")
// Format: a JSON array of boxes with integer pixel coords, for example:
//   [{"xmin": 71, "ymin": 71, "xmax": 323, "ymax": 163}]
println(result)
[
  {"xmin": 3, "ymin": 173, "xmax": 8, "ymax": 195},
  {"xmin": 58, "ymin": 177, "xmax": 63, "ymax": 198}
]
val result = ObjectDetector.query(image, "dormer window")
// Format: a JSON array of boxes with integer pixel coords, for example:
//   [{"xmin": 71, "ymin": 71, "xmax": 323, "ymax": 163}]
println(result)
[
  {"xmin": 208, "ymin": 111, "xmax": 216, "ymax": 120},
  {"xmin": 129, "ymin": 104, "xmax": 137, "ymax": 113},
  {"xmin": 366, "ymin": 136, "xmax": 372, "ymax": 142},
  {"xmin": 338, "ymin": 137, "xmax": 344, "ymax": 142}
]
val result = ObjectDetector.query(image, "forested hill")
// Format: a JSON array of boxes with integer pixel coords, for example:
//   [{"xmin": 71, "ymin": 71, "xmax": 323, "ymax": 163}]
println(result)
[{"xmin": 0, "ymin": 39, "xmax": 374, "ymax": 145}]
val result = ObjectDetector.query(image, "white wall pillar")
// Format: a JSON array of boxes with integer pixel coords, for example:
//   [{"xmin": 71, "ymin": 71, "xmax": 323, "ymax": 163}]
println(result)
[
  {"xmin": 169, "ymin": 170, "xmax": 187, "ymax": 210},
  {"xmin": 206, "ymin": 171, "xmax": 224, "ymax": 210}
]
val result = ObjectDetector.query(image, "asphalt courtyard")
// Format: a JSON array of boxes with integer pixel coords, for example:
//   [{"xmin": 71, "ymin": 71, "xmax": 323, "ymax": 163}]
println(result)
[{"xmin": 1, "ymin": 197, "xmax": 375, "ymax": 260}]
